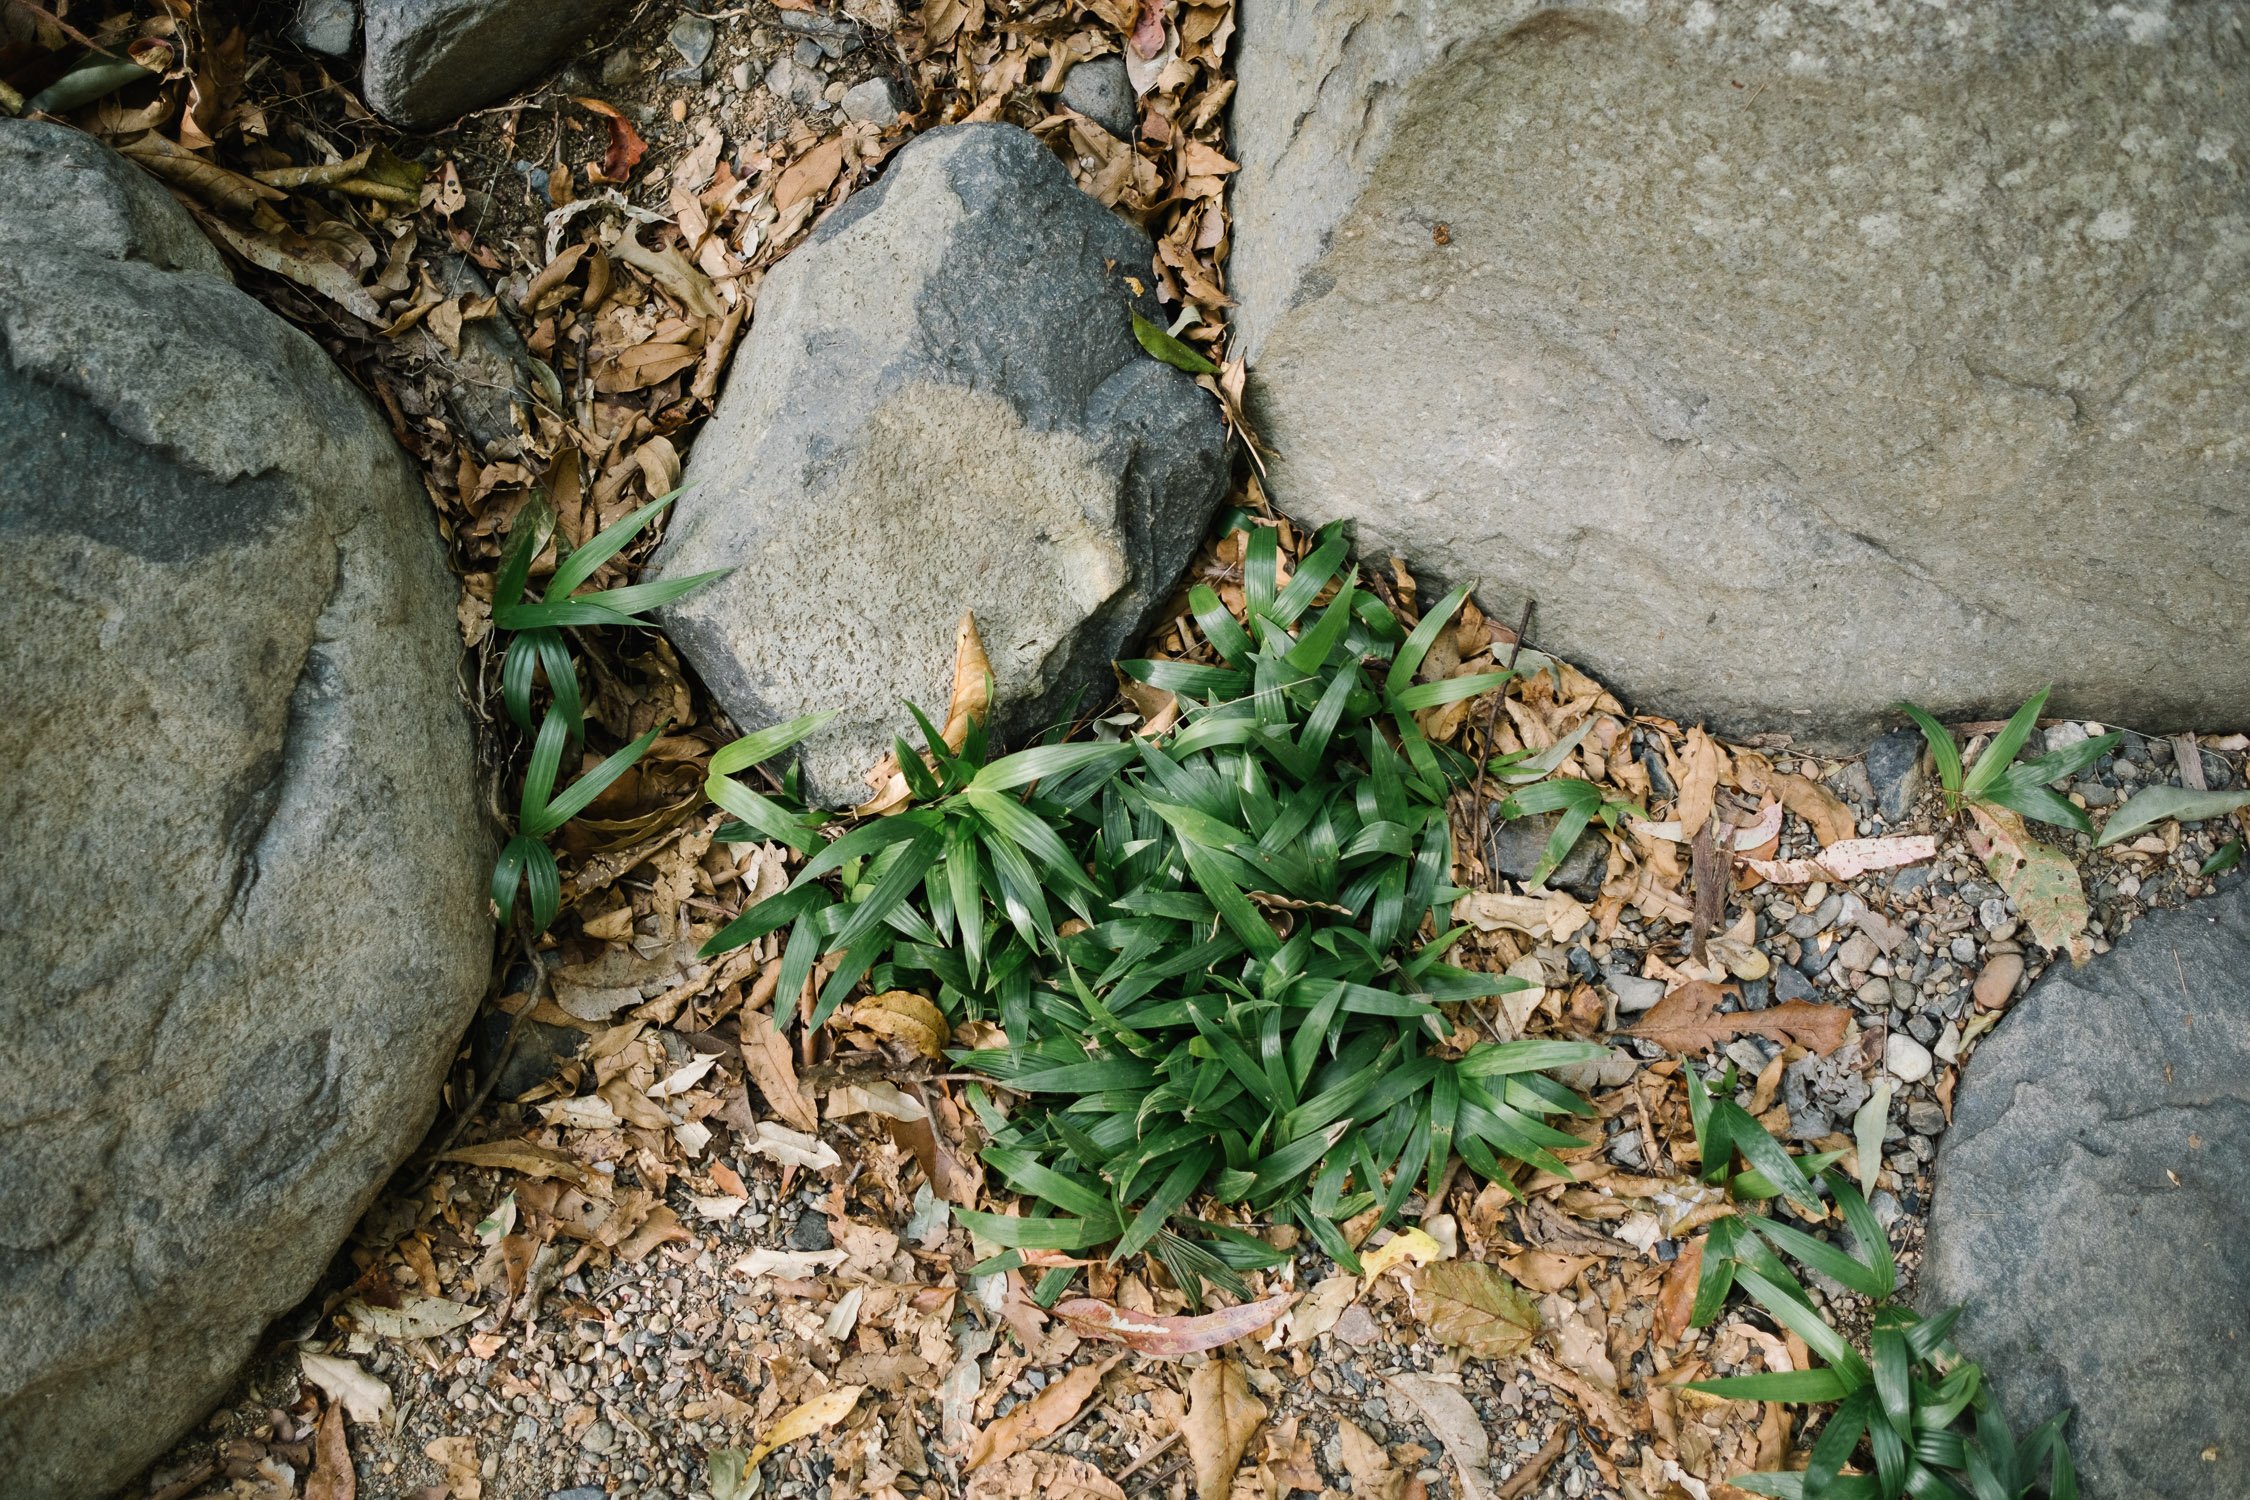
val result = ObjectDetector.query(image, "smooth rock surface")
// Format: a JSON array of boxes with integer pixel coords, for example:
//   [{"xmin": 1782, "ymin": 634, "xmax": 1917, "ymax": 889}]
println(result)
[
  {"xmin": 1231, "ymin": 0, "xmax": 2250, "ymax": 745},
  {"xmin": 0, "ymin": 122, "xmax": 488, "ymax": 1498},
  {"xmin": 362, "ymin": 0, "xmax": 622, "ymax": 129},
  {"xmin": 650, "ymin": 125, "xmax": 1227, "ymax": 804},
  {"xmin": 1925, "ymin": 880, "xmax": 2250, "ymax": 1499},
  {"xmin": 289, "ymin": 0, "xmax": 358, "ymax": 55}
]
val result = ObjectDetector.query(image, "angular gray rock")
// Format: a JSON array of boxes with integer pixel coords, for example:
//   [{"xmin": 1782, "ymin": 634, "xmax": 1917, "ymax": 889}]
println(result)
[
  {"xmin": 1924, "ymin": 880, "xmax": 2250, "ymax": 1500},
  {"xmin": 1059, "ymin": 54, "xmax": 1136, "ymax": 140},
  {"xmin": 289, "ymin": 0, "xmax": 358, "ymax": 56},
  {"xmin": 361, "ymin": 0, "xmax": 622, "ymax": 129},
  {"xmin": 0, "ymin": 122, "xmax": 489, "ymax": 1498},
  {"xmin": 1231, "ymin": 1, "xmax": 2250, "ymax": 746},
  {"xmin": 1485, "ymin": 807, "xmax": 1606, "ymax": 900},
  {"xmin": 650, "ymin": 124, "xmax": 1227, "ymax": 804}
]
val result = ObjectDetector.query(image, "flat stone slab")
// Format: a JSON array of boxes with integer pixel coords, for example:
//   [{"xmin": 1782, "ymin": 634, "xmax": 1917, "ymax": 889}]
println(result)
[{"xmin": 1924, "ymin": 879, "xmax": 2250, "ymax": 1500}]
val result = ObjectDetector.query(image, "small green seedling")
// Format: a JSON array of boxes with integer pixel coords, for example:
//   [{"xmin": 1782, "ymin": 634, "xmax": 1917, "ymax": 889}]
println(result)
[
  {"xmin": 493, "ymin": 489, "xmax": 727, "ymax": 743},
  {"xmin": 1895, "ymin": 687, "xmax": 2119, "ymax": 833},
  {"xmin": 492, "ymin": 704, "xmax": 663, "ymax": 934}
]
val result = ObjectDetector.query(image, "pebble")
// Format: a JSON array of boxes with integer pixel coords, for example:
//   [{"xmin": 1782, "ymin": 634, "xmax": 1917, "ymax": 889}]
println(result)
[
  {"xmin": 1864, "ymin": 730, "xmax": 1926, "ymax": 823},
  {"xmin": 1837, "ymin": 932, "xmax": 1879, "ymax": 974},
  {"xmin": 1856, "ymin": 975, "xmax": 1895, "ymax": 1009},
  {"xmin": 600, "ymin": 48, "xmax": 639, "ymax": 86},
  {"xmin": 1886, "ymin": 1034, "xmax": 1934, "ymax": 1083},
  {"xmin": 1977, "ymin": 897, "xmax": 2011, "ymax": 932},
  {"xmin": 1788, "ymin": 894, "xmax": 1842, "ymax": 940},
  {"xmin": 1605, "ymin": 970, "xmax": 1666, "ymax": 1014},
  {"xmin": 1907, "ymin": 1099, "xmax": 1948, "ymax": 1135},
  {"xmin": 1773, "ymin": 965, "xmax": 1818, "ymax": 1004},
  {"xmin": 668, "ymin": 14, "xmax": 715, "ymax": 68},
  {"xmin": 841, "ymin": 76, "xmax": 902, "ymax": 123},
  {"xmin": 788, "ymin": 1212, "xmax": 833, "ymax": 1252},
  {"xmin": 1059, "ymin": 54, "xmax": 1138, "ymax": 140},
  {"xmin": 1973, "ymin": 952, "xmax": 2024, "ymax": 1009},
  {"xmin": 1949, "ymin": 935, "xmax": 1977, "ymax": 964}
]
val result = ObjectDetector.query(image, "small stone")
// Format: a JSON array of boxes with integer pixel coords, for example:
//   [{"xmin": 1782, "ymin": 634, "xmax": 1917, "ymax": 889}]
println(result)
[
  {"xmin": 841, "ymin": 76, "xmax": 902, "ymax": 124},
  {"xmin": 1773, "ymin": 965, "xmax": 1818, "ymax": 1004},
  {"xmin": 794, "ymin": 37, "xmax": 825, "ymax": 67},
  {"xmin": 1869, "ymin": 1189, "xmax": 1903, "ymax": 1229},
  {"xmin": 1059, "ymin": 54, "xmax": 1138, "ymax": 140},
  {"xmin": 1934, "ymin": 1019, "xmax": 1962, "ymax": 1062},
  {"xmin": 580, "ymin": 1420, "xmax": 618, "ymax": 1454},
  {"xmin": 288, "ymin": 0, "xmax": 357, "ymax": 55},
  {"xmin": 1837, "ymin": 932, "xmax": 1879, "ymax": 974},
  {"xmin": 788, "ymin": 1213, "xmax": 834, "ymax": 1252},
  {"xmin": 601, "ymin": 48, "xmax": 639, "ymax": 86},
  {"xmin": 1973, "ymin": 952, "xmax": 2025, "ymax": 1009},
  {"xmin": 669, "ymin": 13, "xmax": 716, "ymax": 68},
  {"xmin": 1907, "ymin": 1099, "xmax": 1948, "ymax": 1135},
  {"xmin": 1865, "ymin": 730, "xmax": 1927, "ymax": 824},
  {"xmin": 1333, "ymin": 1304, "xmax": 1381, "ymax": 1346},
  {"xmin": 1885, "ymin": 1034, "xmax": 1934, "ymax": 1083},
  {"xmin": 1978, "ymin": 898, "xmax": 2011, "ymax": 933},
  {"xmin": 1908, "ymin": 1013, "xmax": 1938, "ymax": 1043},
  {"xmin": 2078, "ymin": 781, "xmax": 2117, "ymax": 807},
  {"xmin": 1856, "ymin": 975, "xmax": 1895, "ymax": 1009},
  {"xmin": 1488, "ymin": 809, "xmax": 1607, "ymax": 899},
  {"xmin": 1606, "ymin": 969, "xmax": 1666, "ymax": 1014},
  {"xmin": 822, "ymin": 79, "xmax": 848, "ymax": 104},
  {"xmin": 729, "ymin": 60, "xmax": 751, "ymax": 90},
  {"xmin": 765, "ymin": 56, "xmax": 825, "ymax": 108},
  {"xmin": 1787, "ymin": 1107, "xmax": 1831, "ymax": 1141},
  {"xmin": 1949, "ymin": 934, "xmax": 1978, "ymax": 964},
  {"xmin": 1724, "ymin": 1038, "xmax": 1770, "ymax": 1075}
]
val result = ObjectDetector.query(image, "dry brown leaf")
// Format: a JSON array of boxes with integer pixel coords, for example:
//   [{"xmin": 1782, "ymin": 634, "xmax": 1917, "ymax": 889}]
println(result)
[
  {"xmin": 857, "ymin": 611, "xmax": 992, "ymax": 815},
  {"xmin": 1184, "ymin": 1359, "xmax": 1267, "ymax": 1500},
  {"xmin": 1491, "ymin": 1429, "xmax": 1566, "ymax": 1500},
  {"xmin": 1743, "ymin": 835, "xmax": 1937, "ymax": 884},
  {"xmin": 965, "ymin": 1354, "xmax": 1121, "ymax": 1469},
  {"xmin": 1385, "ymin": 1374, "xmax": 1489, "ymax": 1494},
  {"xmin": 1413, "ymin": 1260, "xmax": 1540, "ymax": 1361},
  {"xmin": 1777, "ymin": 774, "xmax": 1857, "ymax": 847},
  {"xmin": 1336, "ymin": 1417, "xmax": 1402, "ymax": 1500},
  {"xmin": 1675, "ymin": 727, "xmax": 1725, "ymax": 836},
  {"xmin": 1623, "ymin": 982, "xmax": 1851, "ymax": 1057},
  {"xmin": 1453, "ymin": 889, "xmax": 1590, "ymax": 943},
  {"xmin": 740, "ymin": 1010, "xmax": 820, "ymax": 1132},
  {"xmin": 1657, "ymin": 1237, "xmax": 1704, "ymax": 1347},
  {"xmin": 437, "ymin": 1139, "xmax": 598, "ymax": 1187},
  {"xmin": 1052, "ymin": 1292, "xmax": 1291, "ymax": 1356},
  {"xmin": 1967, "ymin": 803, "xmax": 2090, "ymax": 958},
  {"xmin": 304, "ymin": 1401, "xmax": 354, "ymax": 1500},
  {"xmin": 965, "ymin": 1452, "xmax": 1126, "ymax": 1500},
  {"xmin": 775, "ymin": 138, "xmax": 847, "ymax": 211},
  {"xmin": 575, "ymin": 96, "xmax": 648, "ymax": 182},
  {"xmin": 189, "ymin": 206, "xmax": 383, "ymax": 322},
  {"xmin": 852, "ymin": 990, "xmax": 950, "ymax": 1057},
  {"xmin": 423, "ymin": 1436, "xmax": 481, "ymax": 1500}
]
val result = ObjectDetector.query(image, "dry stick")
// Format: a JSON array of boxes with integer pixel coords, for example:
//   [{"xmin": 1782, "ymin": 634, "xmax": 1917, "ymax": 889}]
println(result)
[
  {"xmin": 422, "ymin": 925, "xmax": 553, "ymax": 1175},
  {"xmin": 1115, "ymin": 1430, "xmax": 1183, "ymax": 1485},
  {"xmin": 1468, "ymin": 599, "xmax": 1537, "ymax": 881}
]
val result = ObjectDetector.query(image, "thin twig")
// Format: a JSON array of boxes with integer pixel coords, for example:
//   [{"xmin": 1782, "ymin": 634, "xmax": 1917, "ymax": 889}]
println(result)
[
  {"xmin": 1469, "ymin": 598, "xmax": 1536, "ymax": 881},
  {"xmin": 1113, "ymin": 1429, "xmax": 1181, "ymax": 1483},
  {"xmin": 421, "ymin": 926, "xmax": 551, "ymax": 1174}
]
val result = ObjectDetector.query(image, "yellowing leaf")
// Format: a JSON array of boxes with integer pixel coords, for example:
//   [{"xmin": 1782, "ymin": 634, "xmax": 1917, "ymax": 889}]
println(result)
[
  {"xmin": 1359, "ymin": 1226, "xmax": 1445, "ymax": 1287},
  {"xmin": 1413, "ymin": 1261, "xmax": 1540, "ymax": 1361},
  {"xmin": 746, "ymin": 1384, "xmax": 864, "ymax": 1466},
  {"xmin": 1967, "ymin": 803, "xmax": 2090, "ymax": 957}
]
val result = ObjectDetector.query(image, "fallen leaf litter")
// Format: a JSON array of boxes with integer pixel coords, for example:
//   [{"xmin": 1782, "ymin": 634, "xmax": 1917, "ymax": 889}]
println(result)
[{"xmin": 36, "ymin": 5, "xmax": 2245, "ymax": 1500}]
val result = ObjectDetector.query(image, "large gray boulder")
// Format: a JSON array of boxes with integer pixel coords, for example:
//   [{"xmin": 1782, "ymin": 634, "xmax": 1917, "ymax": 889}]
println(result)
[
  {"xmin": 0, "ymin": 122, "xmax": 490, "ymax": 1498},
  {"xmin": 1230, "ymin": 1, "xmax": 2250, "ymax": 746},
  {"xmin": 1924, "ymin": 881, "xmax": 2250, "ymax": 1499},
  {"xmin": 651, "ymin": 124, "xmax": 1228, "ymax": 804},
  {"xmin": 362, "ymin": 0, "xmax": 622, "ymax": 129}
]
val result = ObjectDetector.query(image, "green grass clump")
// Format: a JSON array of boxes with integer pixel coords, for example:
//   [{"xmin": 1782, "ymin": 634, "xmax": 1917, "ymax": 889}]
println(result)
[
  {"xmin": 488, "ymin": 491, "xmax": 724, "ymax": 933},
  {"xmin": 700, "ymin": 519, "xmax": 1611, "ymax": 1302},
  {"xmin": 1680, "ymin": 1064, "xmax": 2078, "ymax": 1499}
]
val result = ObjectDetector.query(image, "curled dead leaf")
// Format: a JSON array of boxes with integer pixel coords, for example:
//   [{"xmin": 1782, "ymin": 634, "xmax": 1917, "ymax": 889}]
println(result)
[
  {"xmin": 1622, "ymin": 981, "xmax": 1851, "ymax": 1057},
  {"xmin": 852, "ymin": 989, "xmax": 950, "ymax": 1057},
  {"xmin": 1052, "ymin": 1292, "xmax": 1292, "ymax": 1356},
  {"xmin": 965, "ymin": 1354, "xmax": 1121, "ymax": 1469}
]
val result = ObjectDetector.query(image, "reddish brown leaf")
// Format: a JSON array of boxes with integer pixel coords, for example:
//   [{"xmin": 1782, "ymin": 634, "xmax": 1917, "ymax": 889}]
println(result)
[
  {"xmin": 1052, "ymin": 1291, "xmax": 1292, "ymax": 1356},
  {"xmin": 1622, "ymin": 981, "xmax": 1850, "ymax": 1057},
  {"xmin": 305, "ymin": 1401, "xmax": 354, "ymax": 1500},
  {"xmin": 1656, "ymin": 1236, "xmax": 1703, "ymax": 1346},
  {"xmin": 1129, "ymin": 0, "xmax": 1166, "ymax": 58},
  {"xmin": 574, "ymin": 97, "xmax": 647, "ymax": 183}
]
